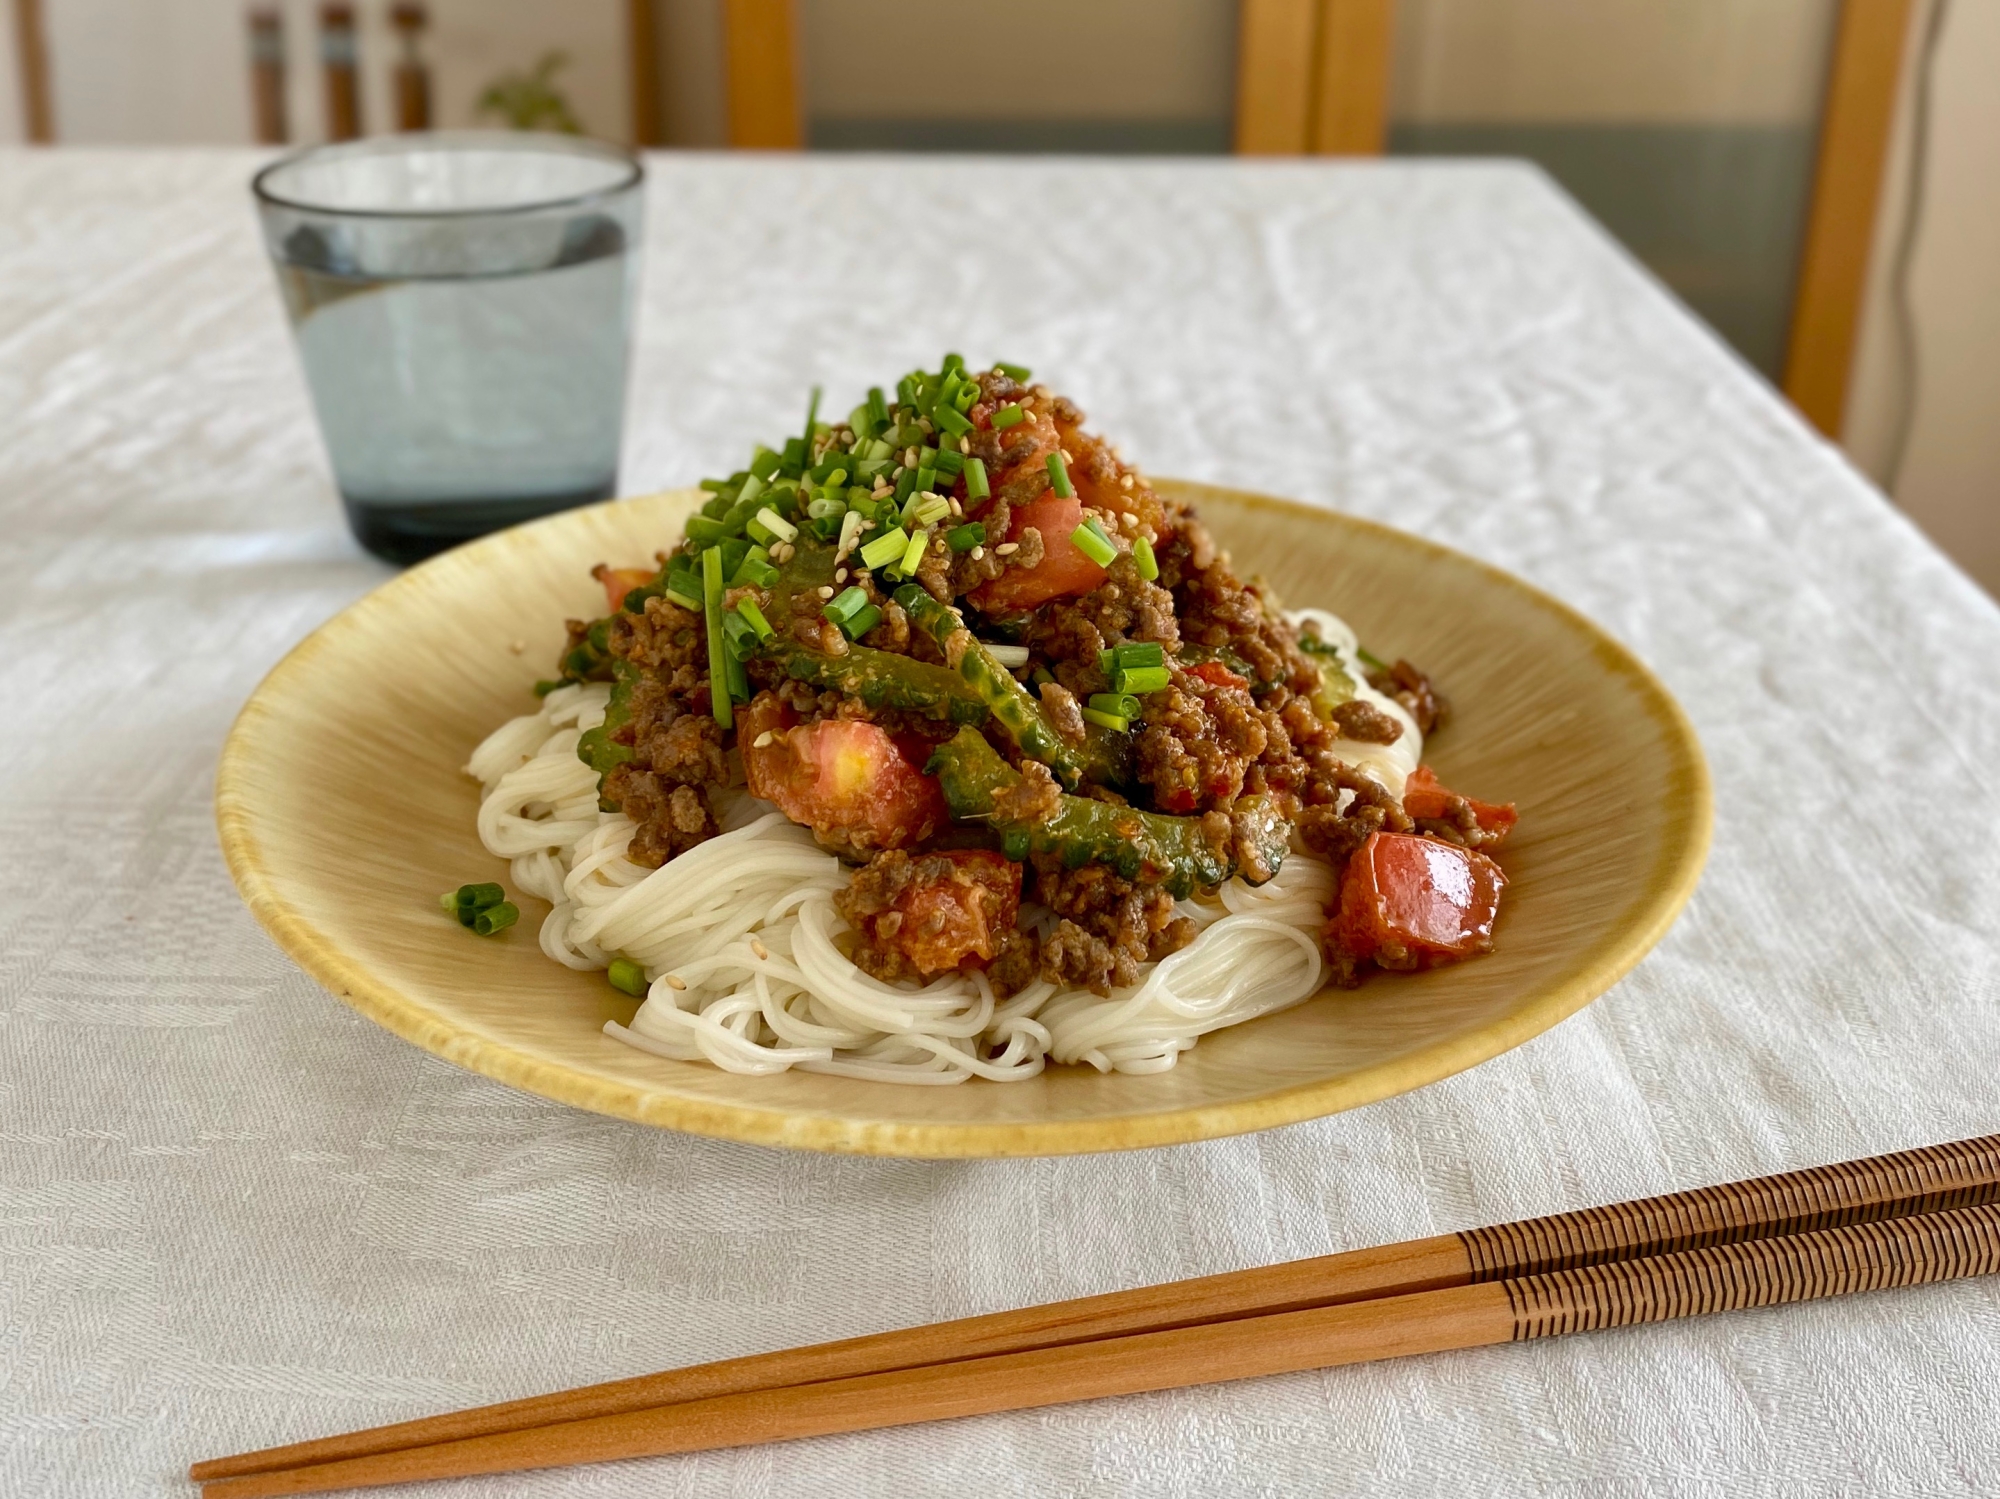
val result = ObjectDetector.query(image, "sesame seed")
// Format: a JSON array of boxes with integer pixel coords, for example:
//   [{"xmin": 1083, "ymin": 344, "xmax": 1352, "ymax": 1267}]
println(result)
[
  {"xmin": 904, "ymin": 447, "xmax": 919, "ymax": 468},
  {"xmin": 1119, "ymin": 475, "xmax": 1134, "ymax": 489},
  {"xmin": 959, "ymin": 436, "xmax": 970, "ymax": 453},
  {"xmin": 750, "ymin": 937, "xmax": 770, "ymax": 960},
  {"xmin": 817, "ymin": 585, "xmax": 835, "ymax": 599},
  {"xmin": 835, "ymin": 567, "xmax": 848, "ymax": 583},
  {"xmin": 665, "ymin": 974, "xmax": 687, "ymax": 991},
  {"xmin": 1120, "ymin": 510, "xmax": 1140, "ymax": 527},
  {"xmin": 753, "ymin": 730, "xmax": 774, "ymax": 749},
  {"xmin": 970, "ymin": 545, "xmax": 985, "ymax": 561},
  {"xmin": 995, "ymin": 542, "xmax": 1019, "ymax": 556}
]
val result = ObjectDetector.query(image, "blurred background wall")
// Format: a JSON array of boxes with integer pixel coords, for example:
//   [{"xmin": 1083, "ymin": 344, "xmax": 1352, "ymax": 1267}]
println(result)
[{"xmin": 2, "ymin": 0, "xmax": 1994, "ymax": 593}]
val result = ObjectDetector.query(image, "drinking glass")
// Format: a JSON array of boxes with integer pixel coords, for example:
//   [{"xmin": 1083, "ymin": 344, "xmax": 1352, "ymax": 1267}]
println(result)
[{"xmin": 252, "ymin": 132, "xmax": 644, "ymax": 563}]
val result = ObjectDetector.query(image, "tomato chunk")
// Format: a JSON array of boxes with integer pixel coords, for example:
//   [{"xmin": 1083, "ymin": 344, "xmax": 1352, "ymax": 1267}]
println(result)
[
  {"xmin": 739, "ymin": 695, "xmax": 947, "ymax": 851},
  {"xmin": 1331, "ymin": 832, "xmax": 1506, "ymax": 969},
  {"xmin": 1401, "ymin": 765, "xmax": 1517, "ymax": 844},
  {"xmin": 970, "ymin": 494, "xmax": 1107, "ymax": 613},
  {"xmin": 1186, "ymin": 660, "xmax": 1250, "ymax": 690},
  {"xmin": 874, "ymin": 850, "xmax": 1023, "ymax": 976},
  {"xmin": 593, "ymin": 564, "xmax": 656, "ymax": 614}
]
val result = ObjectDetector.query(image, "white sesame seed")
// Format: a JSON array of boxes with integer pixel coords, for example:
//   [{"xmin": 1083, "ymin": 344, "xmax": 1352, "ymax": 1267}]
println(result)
[
  {"xmin": 903, "ymin": 447, "xmax": 919, "ymax": 468},
  {"xmin": 1120, "ymin": 510, "xmax": 1139, "ymax": 528},
  {"xmin": 1120, "ymin": 475, "xmax": 1134, "ymax": 489},
  {"xmin": 1062, "ymin": 449, "xmax": 1075, "ymax": 463},
  {"xmin": 817, "ymin": 585, "xmax": 834, "ymax": 599},
  {"xmin": 752, "ymin": 730, "xmax": 774, "ymax": 749},
  {"xmin": 835, "ymin": 567, "xmax": 848, "ymax": 583},
  {"xmin": 750, "ymin": 938, "xmax": 769, "ymax": 960},
  {"xmin": 959, "ymin": 436, "xmax": 970, "ymax": 453},
  {"xmin": 995, "ymin": 542, "xmax": 1019, "ymax": 556},
  {"xmin": 970, "ymin": 545, "xmax": 985, "ymax": 561},
  {"xmin": 665, "ymin": 974, "xmax": 687, "ymax": 991}
]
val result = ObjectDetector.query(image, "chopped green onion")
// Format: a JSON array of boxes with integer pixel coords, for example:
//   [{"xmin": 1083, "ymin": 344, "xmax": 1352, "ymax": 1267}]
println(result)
[
  {"xmin": 1070, "ymin": 519, "xmax": 1115, "ymax": 568},
  {"xmin": 743, "ymin": 515, "xmax": 775, "ymax": 545},
  {"xmin": 942, "ymin": 352, "xmax": 965, "ymax": 374},
  {"xmin": 471, "ymin": 901, "xmax": 519, "ymax": 937},
  {"xmin": 990, "ymin": 404, "xmax": 1025, "ymax": 431},
  {"xmin": 964, "ymin": 457, "xmax": 989, "ymax": 500},
  {"xmin": 945, "ymin": 522, "xmax": 986, "ymax": 552},
  {"xmin": 1114, "ymin": 641, "xmax": 1166, "ymax": 669},
  {"xmin": 440, "ymin": 891, "xmax": 456, "ymax": 913},
  {"xmin": 844, "ymin": 603, "xmax": 882, "ymax": 639},
  {"xmin": 533, "ymin": 679, "xmax": 563, "ymax": 697},
  {"xmin": 736, "ymin": 472, "xmax": 767, "ymax": 509},
  {"xmin": 848, "ymin": 403, "xmax": 875, "ymax": 440},
  {"xmin": 1132, "ymin": 533, "xmax": 1158, "ymax": 581},
  {"xmin": 934, "ymin": 446, "xmax": 965, "ymax": 479},
  {"xmin": 782, "ymin": 436, "xmax": 807, "ymax": 470},
  {"xmin": 725, "ymin": 650, "xmax": 749, "ymax": 702},
  {"xmin": 723, "ymin": 610, "xmax": 759, "ymax": 660},
  {"xmin": 984, "ymin": 642, "xmax": 1031, "ymax": 668},
  {"xmin": 736, "ymin": 597, "xmax": 774, "ymax": 640},
  {"xmin": 607, "ymin": 958, "xmax": 648, "ymax": 996},
  {"xmin": 1080, "ymin": 708, "xmax": 1128, "ymax": 733},
  {"xmin": 934, "ymin": 405, "xmax": 972, "ymax": 438},
  {"xmin": 802, "ymin": 384, "xmax": 821, "ymax": 452},
  {"xmin": 893, "ymin": 467, "xmax": 919, "ymax": 504},
  {"xmin": 1030, "ymin": 665, "xmax": 1056, "ymax": 689},
  {"xmin": 899, "ymin": 527, "xmax": 930, "ymax": 576},
  {"xmin": 663, "ymin": 583, "xmax": 701, "ymax": 610},
  {"xmin": 911, "ymin": 494, "xmax": 950, "ymax": 527},
  {"xmin": 1047, "ymin": 451, "xmax": 1075, "ymax": 498},
  {"xmin": 749, "ymin": 447, "xmax": 783, "ymax": 481},
  {"xmin": 806, "ymin": 496, "xmax": 846, "ymax": 520},
  {"xmin": 867, "ymin": 386, "xmax": 889, "ymax": 427},
  {"xmin": 1357, "ymin": 645, "xmax": 1389, "ymax": 672},
  {"xmin": 730, "ymin": 550, "xmax": 778, "ymax": 588},
  {"xmin": 699, "ymin": 476, "xmax": 728, "ymax": 492},
  {"xmin": 837, "ymin": 509, "xmax": 864, "ymax": 554},
  {"xmin": 951, "ymin": 381, "xmax": 978, "ymax": 413},
  {"xmin": 1089, "ymin": 692, "xmax": 1142, "ymax": 720},
  {"xmin": 445, "ymin": 883, "xmax": 506, "ymax": 923},
  {"xmin": 859, "ymin": 527, "xmax": 910, "ymax": 570},
  {"xmin": 823, "ymin": 586, "xmax": 870, "ymax": 626},
  {"xmin": 996, "ymin": 361, "xmax": 1030, "ymax": 380},
  {"xmin": 687, "ymin": 515, "xmax": 730, "ymax": 545},
  {"xmin": 753, "ymin": 506, "xmax": 798, "ymax": 542},
  {"xmin": 702, "ymin": 546, "xmax": 731, "ymax": 729},
  {"xmin": 1115, "ymin": 665, "xmax": 1171, "ymax": 695}
]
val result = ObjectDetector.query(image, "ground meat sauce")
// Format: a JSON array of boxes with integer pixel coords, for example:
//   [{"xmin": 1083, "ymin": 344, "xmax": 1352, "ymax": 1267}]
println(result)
[{"xmin": 571, "ymin": 360, "xmax": 1510, "ymax": 994}]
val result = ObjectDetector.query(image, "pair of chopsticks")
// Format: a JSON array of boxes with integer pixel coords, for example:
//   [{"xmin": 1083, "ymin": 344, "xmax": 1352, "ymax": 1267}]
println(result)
[{"xmin": 191, "ymin": 1132, "xmax": 2000, "ymax": 1497}]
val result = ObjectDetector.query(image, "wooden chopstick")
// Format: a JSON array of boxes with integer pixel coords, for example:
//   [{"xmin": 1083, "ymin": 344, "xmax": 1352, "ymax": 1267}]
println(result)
[
  {"xmin": 192, "ymin": 1132, "xmax": 2000, "ymax": 1486},
  {"xmin": 200, "ymin": 1199, "xmax": 2000, "ymax": 1498}
]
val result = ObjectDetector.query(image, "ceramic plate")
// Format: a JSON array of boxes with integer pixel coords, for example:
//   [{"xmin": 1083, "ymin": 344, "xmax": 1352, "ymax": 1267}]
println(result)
[{"xmin": 216, "ymin": 481, "xmax": 1710, "ymax": 1157}]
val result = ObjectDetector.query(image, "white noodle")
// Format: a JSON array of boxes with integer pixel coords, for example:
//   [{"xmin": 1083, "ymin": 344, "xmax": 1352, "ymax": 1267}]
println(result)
[{"xmin": 463, "ymin": 608, "xmax": 1413, "ymax": 1084}]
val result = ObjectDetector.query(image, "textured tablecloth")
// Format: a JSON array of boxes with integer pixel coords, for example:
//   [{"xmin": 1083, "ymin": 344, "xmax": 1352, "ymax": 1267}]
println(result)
[{"xmin": 3, "ymin": 150, "xmax": 1997, "ymax": 1497}]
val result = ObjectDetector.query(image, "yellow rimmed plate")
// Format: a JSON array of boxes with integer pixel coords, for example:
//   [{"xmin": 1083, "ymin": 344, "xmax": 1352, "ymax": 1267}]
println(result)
[{"xmin": 216, "ymin": 480, "xmax": 1710, "ymax": 1157}]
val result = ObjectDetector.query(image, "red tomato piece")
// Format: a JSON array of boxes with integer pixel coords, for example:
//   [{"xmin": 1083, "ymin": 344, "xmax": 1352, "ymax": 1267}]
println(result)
[
  {"xmin": 1332, "ymin": 831, "xmax": 1506, "ymax": 968},
  {"xmin": 593, "ymin": 564, "xmax": 656, "ymax": 614},
  {"xmin": 878, "ymin": 850, "xmax": 1023, "ymax": 975},
  {"xmin": 1186, "ymin": 660, "xmax": 1250, "ymax": 690},
  {"xmin": 970, "ymin": 494, "xmax": 1107, "ymax": 613},
  {"xmin": 739, "ymin": 695, "xmax": 947, "ymax": 851},
  {"xmin": 1401, "ymin": 764, "xmax": 1518, "ymax": 844}
]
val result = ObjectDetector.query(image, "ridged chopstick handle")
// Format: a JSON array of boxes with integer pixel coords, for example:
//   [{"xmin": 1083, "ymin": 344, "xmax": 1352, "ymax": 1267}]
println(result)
[
  {"xmin": 1503, "ymin": 1200, "xmax": 2000, "ymax": 1339},
  {"xmin": 1460, "ymin": 1133, "xmax": 2000, "ymax": 1280}
]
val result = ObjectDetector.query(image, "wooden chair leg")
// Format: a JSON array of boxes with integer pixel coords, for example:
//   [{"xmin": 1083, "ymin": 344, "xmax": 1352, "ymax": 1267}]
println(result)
[{"xmin": 722, "ymin": 0, "xmax": 801, "ymax": 150}]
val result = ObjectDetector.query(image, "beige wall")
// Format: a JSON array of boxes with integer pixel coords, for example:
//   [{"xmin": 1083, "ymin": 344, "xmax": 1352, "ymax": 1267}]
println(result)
[
  {"xmin": 1844, "ymin": 0, "xmax": 2000, "ymax": 596},
  {"xmin": 1392, "ymin": 0, "xmax": 1836, "ymax": 126},
  {"xmin": 13, "ymin": 0, "xmax": 628, "ymax": 147},
  {"xmin": 798, "ymin": 0, "xmax": 1234, "ymax": 123}
]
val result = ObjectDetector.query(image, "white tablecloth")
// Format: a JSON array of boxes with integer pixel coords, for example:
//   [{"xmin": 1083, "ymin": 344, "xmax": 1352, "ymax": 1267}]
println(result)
[{"xmin": 3, "ymin": 150, "xmax": 1997, "ymax": 1497}]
